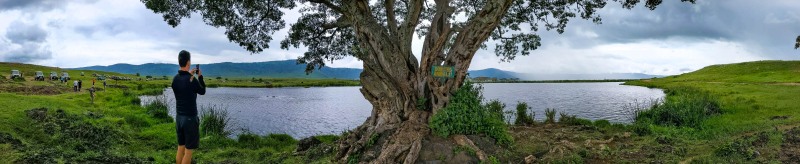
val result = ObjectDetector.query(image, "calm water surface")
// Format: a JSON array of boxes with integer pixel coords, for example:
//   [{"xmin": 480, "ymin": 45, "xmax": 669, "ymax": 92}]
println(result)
[{"xmin": 141, "ymin": 82, "xmax": 663, "ymax": 138}]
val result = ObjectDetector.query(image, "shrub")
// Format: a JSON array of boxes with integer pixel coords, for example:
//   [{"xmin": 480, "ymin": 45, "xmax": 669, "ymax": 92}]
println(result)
[
  {"xmin": 485, "ymin": 99, "xmax": 505, "ymax": 119},
  {"xmin": 544, "ymin": 108, "xmax": 556, "ymax": 124},
  {"xmin": 144, "ymin": 95, "xmax": 172, "ymax": 123},
  {"xmin": 558, "ymin": 112, "xmax": 592, "ymax": 126},
  {"xmin": 429, "ymin": 81, "xmax": 513, "ymax": 145},
  {"xmin": 124, "ymin": 114, "xmax": 152, "ymax": 128},
  {"xmin": 630, "ymin": 123, "xmax": 652, "ymax": 136},
  {"xmin": 122, "ymin": 89, "xmax": 133, "ymax": 97},
  {"xmin": 514, "ymin": 102, "xmax": 535, "ymax": 126},
  {"xmin": 593, "ymin": 120, "xmax": 612, "ymax": 129},
  {"xmin": 634, "ymin": 87, "xmax": 721, "ymax": 128},
  {"xmin": 200, "ymin": 105, "xmax": 233, "ymax": 137},
  {"xmin": 237, "ymin": 133, "xmax": 297, "ymax": 150}
]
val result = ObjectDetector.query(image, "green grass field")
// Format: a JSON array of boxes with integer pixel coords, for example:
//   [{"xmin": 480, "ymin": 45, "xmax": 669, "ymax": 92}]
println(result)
[{"xmin": 623, "ymin": 60, "xmax": 800, "ymax": 162}]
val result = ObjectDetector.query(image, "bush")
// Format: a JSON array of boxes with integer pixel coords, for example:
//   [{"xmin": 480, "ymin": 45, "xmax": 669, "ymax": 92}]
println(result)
[
  {"xmin": 429, "ymin": 81, "xmax": 513, "ymax": 145},
  {"xmin": 236, "ymin": 133, "xmax": 297, "ymax": 150},
  {"xmin": 200, "ymin": 105, "xmax": 233, "ymax": 137},
  {"xmin": 485, "ymin": 99, "xmax": 505, "ymax": 120},
  {"xmin": 144, "ymin": 95, "xmax": 171, "ymax": 123},
  {"xmin": 544, "ymin": 108, "xmax": 556, "ymax": 124},
  {"xmin": 634, "ymin": 87, "xmax": 721, "ymax": 128},
  {"xmin": 593, "ymin": 120, "xmax": 612, "ymax": 129},
  {"xmin": 514, "ymin": 102, "xmax": 535, "ymax": 126},
  {"xmin": 558, "ymin": 112, "xmax": 592, "ymax": 126}
]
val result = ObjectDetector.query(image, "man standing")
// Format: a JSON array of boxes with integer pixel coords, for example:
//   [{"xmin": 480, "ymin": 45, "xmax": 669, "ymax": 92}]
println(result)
[{"xmin": 172, "ymin": 50, "xmax": 205, "ymax": 164}]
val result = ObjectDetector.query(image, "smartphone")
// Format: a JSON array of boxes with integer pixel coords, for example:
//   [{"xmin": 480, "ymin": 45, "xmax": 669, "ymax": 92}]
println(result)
[{"xmin": 195, "ymin": 64, "xmax": 200, "ymax": 74}]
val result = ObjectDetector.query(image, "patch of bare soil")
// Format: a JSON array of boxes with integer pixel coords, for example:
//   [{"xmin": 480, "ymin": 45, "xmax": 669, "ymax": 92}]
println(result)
[
  {"xmin": 505, "ymin": 124, "xmax": 647, "ymax": 163},
  {"xmin": 0, "ymin": 85, "xmax": 67, "ymax": 95},
  {"xmin": 417, "ymin": 134, "xmax": 503, "ymax": 164},
  {"xmin": 781, "ymin": 127, "xmax": 800, "ymax": 163},
  {"xmin": 771, "ymin": 83, "xmax": 800, "ymax": 86}
]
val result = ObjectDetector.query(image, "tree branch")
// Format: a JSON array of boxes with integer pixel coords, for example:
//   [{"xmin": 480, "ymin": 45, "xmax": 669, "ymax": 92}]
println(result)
[
  {"xmin": 385, "ymin": 0, "xmax": 398, "ymax": 36},
  {"xmin": 308, "ymin": 0, "xmax": 344, "ymax": 14}
]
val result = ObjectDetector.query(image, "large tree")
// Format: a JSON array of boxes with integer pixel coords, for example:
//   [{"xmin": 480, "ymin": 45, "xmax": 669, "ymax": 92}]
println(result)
[{"xmin": 142, "ymin": 0, "xmax": 694, "ymax": 163}]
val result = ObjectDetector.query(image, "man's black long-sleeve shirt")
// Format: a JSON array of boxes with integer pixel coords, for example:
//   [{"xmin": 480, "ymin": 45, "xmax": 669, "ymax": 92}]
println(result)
[{"xmin": 172, "ymin": 70, "xmax": 206, "ymax": 116}]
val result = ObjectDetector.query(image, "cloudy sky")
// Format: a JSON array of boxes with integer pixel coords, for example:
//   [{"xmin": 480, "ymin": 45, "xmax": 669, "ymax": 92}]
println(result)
[{"xmin": 0, "ymin": 0, "xmax": 798, "ymax": 75}]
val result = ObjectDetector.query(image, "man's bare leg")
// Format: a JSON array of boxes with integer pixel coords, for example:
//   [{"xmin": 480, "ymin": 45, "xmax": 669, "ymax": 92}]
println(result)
[
  {"xmin": 176, "ymin": 145, "xmax": 185, "ymax": 164},
  {"xmin": 181, "ymin": 148, "xmax": 193, "ymax": 164}
]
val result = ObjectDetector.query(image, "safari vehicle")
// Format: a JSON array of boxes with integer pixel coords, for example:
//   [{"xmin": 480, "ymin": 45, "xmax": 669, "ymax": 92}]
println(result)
[
  {"xmin": 61, "ymin": 72, "xmax": 70, "ymax": 81},
  {"xmin": 97, "ymin": 75, "xmax": 106, "ymax": 80},
  {"xmin": 10, "ymin": 70, "xmax": 21, "ymax": 79},
  {"xmin": 80, "ymin": 72, "xmax": 84, "ymax": 76},
  {"xmin": 34, "ymin": 71, "xmax": 45, "ymax": 81},
  {"xmin": 50, "ymin": 71, "xmax": 59, "ymax": 80}
]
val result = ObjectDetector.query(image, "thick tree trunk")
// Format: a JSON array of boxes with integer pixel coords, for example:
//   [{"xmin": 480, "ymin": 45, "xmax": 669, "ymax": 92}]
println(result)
[{"xmin": 334, "ymin": 0, "xmax": 514, "ymax": 163}]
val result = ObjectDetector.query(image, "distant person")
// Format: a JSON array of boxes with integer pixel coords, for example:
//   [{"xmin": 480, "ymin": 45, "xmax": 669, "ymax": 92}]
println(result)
[
  {"xmin": 78, "ymin": 80, "xmax": 82, "ymax": 92},
  {"xmin": 103, "ymin": 80, "xmax": 107, "ymax": 91},
  {"xmin": 73, "ymin": 80, "xmax": 78, "ymax": 92},
  {"xmin": 89, "ymin": 86, "xmax": 95, "ymax": 104},
  {"xmin": 172, "ymin": 50, "xmax": 206, "ymax": 164}
]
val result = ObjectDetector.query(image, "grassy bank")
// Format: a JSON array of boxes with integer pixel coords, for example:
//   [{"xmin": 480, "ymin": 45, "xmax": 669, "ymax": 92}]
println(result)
[
  {"xmin": 0, "ymin": 63, "xmax": 345, "ymax": 163},
  {"xmin": 622, "ymin": 60, "xmax": 800, "ymax": 162}
]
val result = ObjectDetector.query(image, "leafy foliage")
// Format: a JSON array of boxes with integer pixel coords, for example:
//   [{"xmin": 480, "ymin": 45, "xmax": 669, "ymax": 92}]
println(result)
[
  {"xmin": 429, "ymin": 81, "xmax": 513, "ymax": 145},
  {"xmin": 795, "ymin": 35, "xmax": 799, "ymax": 49},
  {"xmin": 485, "ymin": 99, "xmax": 505, "ymax": 121},
  {"xmin": 514, "ymin": 102, "xmax": 535, "ymax": 125},
  {"xmin": 142, "ymin": 0, "xmax": 692, "ymax": 73}
]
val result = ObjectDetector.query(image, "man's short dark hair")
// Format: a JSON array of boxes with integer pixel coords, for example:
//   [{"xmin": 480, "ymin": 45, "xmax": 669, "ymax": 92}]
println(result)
[{"xmin": 179, "ymin": 50, "xmax": 191, "ymax": 67}]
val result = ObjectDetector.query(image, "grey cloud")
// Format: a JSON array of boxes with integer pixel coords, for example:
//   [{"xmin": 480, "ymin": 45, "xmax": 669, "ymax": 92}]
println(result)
[
  {"xmin": 1, "ymin": 21, "xmax": 51, "ymax": 62},
  {"xmin": 0, "ymin": 0, "xmax": 66, "ymax": 11},
  {"xmin": 4, "ymin": 42, "xmax": 51, "ymax": 62},
  {"xmin": 534, "ymin": 0, "xmax": 800, "ymax": 59},
  {"xmin": 6, "ymin": 21, "xmax": 47, "ymax": 44}
]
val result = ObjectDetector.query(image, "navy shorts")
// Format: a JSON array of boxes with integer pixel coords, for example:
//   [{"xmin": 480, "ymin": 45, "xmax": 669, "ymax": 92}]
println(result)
[{"xmin": 176, "ymin": 115, "xmax": 200, "ymax": 149}]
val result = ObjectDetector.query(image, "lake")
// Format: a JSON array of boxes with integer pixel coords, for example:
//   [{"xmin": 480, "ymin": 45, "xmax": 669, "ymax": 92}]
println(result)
[{"xmin": 140, "ymin": 82, "xmax": 663, "ymax": 139}]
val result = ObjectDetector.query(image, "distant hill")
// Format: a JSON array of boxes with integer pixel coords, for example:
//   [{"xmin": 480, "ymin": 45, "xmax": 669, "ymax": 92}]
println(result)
[
  {"xmin": 467, "ymin": 68, "xmax": 518, "ymax": 79},
  {"xmin": 652, "ymin": 60, "xmax": 800, "ymax": 83},
  {"xmin": 72, "ymin": 60, "xmax": 665, "ymax": 80},
  {"xmin": 73, "ymin": 60, "xmax": 363, "ymax": 79}
]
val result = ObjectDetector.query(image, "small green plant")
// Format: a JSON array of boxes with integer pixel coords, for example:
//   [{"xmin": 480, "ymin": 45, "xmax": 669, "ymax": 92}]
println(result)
[
  {"xmin": 347, "ymin": 152, "xmax": 361, "ymax": 164},
  {"xmin": 200, "ymin": 105, "xmax": 233, "ymax": 137},
  {"xmin": 544, "ymin": 108, "xmax": 556, "ymax": 124},
  {"xmin": 144, "ymin": 95, "xmax": 171, "ymax": 123},
  {"xmin": 593, "ymin": 119, "xmax": 611, "ymax": 128},
  {"xmin": 482, "ymin": 155, "xmax": 501, "ymax": 164},
  {"xmin": 453, "ymin": 145, "xmax": 477, "ymax": 156},
  {"xmin": 416, "ymin": 97, "xmax": 429, "ymax": 111},
  {"xmin": 558, "ymin": 112, "xmax": 592, "ymax": 126},
  {"xmin": 514, "ymin": 102, "xmax": 535, "ymax": 125},
  {"xmin": 366, "ymin": 133, "xmax": 379, "ymax": 147}
]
